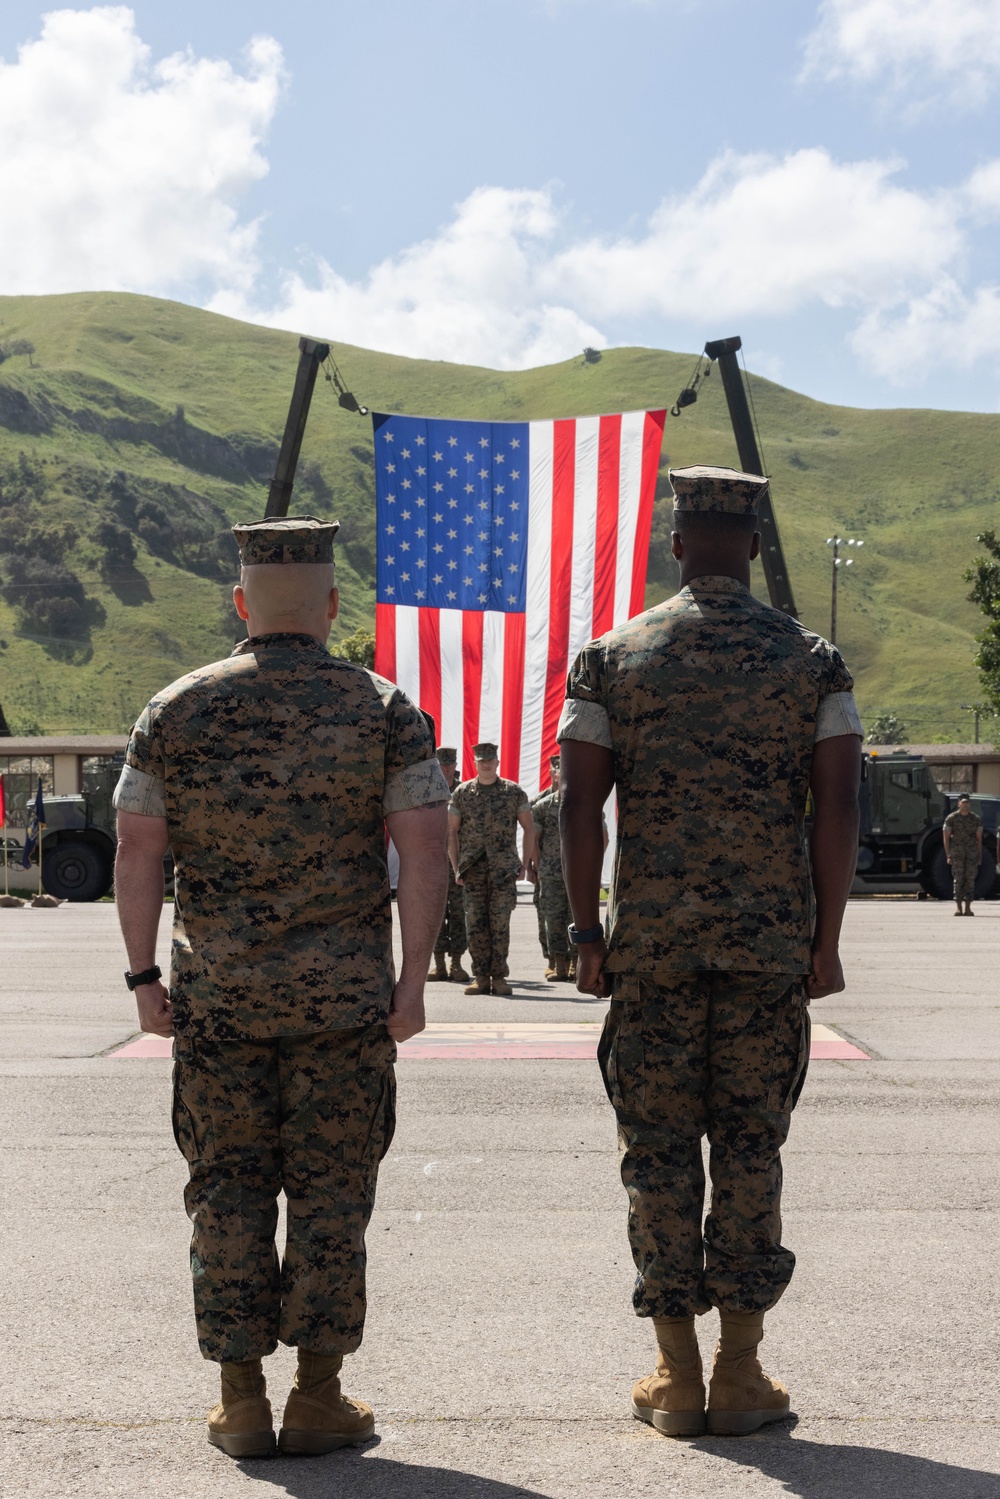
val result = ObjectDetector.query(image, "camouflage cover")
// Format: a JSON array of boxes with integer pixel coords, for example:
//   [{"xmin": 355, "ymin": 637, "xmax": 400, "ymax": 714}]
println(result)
[
  {"xmin": 669, "ymin": 465, "xmax": 768, "ymax": 515},
  {"xmin": 232, "ymin": 516, "xmax": 340, "ymax": 565},
  {"xmin": 559, "ymin": 576, "xmax": 854, "ymax": 973}
]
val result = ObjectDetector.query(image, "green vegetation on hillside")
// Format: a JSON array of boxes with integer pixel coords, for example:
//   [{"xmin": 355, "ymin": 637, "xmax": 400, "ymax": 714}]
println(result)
[{"xmin": 0, "ymin": 290, "xmax": 995, "ymax": 739}]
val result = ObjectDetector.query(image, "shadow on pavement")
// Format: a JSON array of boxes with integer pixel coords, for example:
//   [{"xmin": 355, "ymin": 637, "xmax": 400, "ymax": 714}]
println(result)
[
  {"xmin": 703, "ymin": 1421, "xmax": 1000, "ymax": 1498},
  {"xmin": 238, "ymin": 1449, "xmax": 547, "ymax": 1497}
]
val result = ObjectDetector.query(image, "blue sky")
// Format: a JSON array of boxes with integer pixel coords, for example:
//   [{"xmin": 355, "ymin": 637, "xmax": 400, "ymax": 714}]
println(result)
[{"xmin": 1, "ymin": 1, "xmax": 1000, "ymax": 410}]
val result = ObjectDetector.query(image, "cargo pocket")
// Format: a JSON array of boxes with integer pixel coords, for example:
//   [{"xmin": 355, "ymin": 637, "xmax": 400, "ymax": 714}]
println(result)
[
  {"xmin": 171, "ymin": 1053, "xmax": 212, "ymax": 1163},
  {"xmin": 764, "ymin": 985, "xmax": 811, "ymax": 1113},
  {"xmin": 353, "ymin": 1024, "xmax": 397, "ymax": 1168},
  {"xmin": 597, "ymin": 985, "xmax": 646, "ymax": 1122}
]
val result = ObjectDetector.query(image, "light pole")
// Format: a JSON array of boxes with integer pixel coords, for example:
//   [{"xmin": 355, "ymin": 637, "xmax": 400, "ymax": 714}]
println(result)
[
  {"xmin": 826, "ymin": 536, "xmax": 863, "ymax": 646},
  {"xmin": 960, "ymin": 703, "xmax": 981, "ymax": 744}
]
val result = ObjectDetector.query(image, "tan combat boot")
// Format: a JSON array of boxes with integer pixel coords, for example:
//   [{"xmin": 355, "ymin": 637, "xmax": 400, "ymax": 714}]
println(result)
[
  {"xmin": 279, "ymin": 1349, "xmax": 375, "ymax": 1455},
  {"xmin": 544, "ymin": 963, "xmax": 558, "ymax": 980},
  {"xmin": 491, "ymin": 976, "xmax": 512, "ymax": 996},
  {"xmin": 449, "ymin": 955, "xmax": 471, "ymax": 982},
  {"xmin": 427, "ymin": 953, "xmax": 449, "ymax": 981},
  {"xmin": 464, "ymin": 974, "xmax": 491, "ymax": 994},
  {"xmin": 552, "ymin": 955, "xmax": 570, "ymax": 982},
  {"xmin": 965, "ymin": 900, "xmax": 974, "ymax": 915},
  {"xmin": 631, "ymin": 1316, "xmax": 706, "ymax": 1437},
  {"xmin": 206, "ymin": 1358, "xmax": 275, "ymax": 1458},
  {"xmin": 706, "ymin": 1311, "xmax": 790, "ymax": 1435}
]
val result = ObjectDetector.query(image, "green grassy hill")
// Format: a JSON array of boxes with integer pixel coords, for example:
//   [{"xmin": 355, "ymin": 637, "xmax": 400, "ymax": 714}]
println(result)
[{"xmin": 0, "ymin": 290, "xmax": 995, "ymax": 739}]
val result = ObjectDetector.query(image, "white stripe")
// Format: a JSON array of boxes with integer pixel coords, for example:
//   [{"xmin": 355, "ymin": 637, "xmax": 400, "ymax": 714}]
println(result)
[
  {"xmin": 568, "ymin": 416, "xmax": 599, "ymax": 664},
  {"xmin": 614, "ymin": 410, "xmax": 646, "ymax": 624},
  {"xmin": 438, "ymin": 609, "xmax": 465, "ymax": 754},
  {"xmin": 394, "ymin": 604, "xmax": 421, "ymax": 702},
  {"xmin": 478, "ymin": 610, "xmax": 505, "ymax": 750},
  {"xmin": 520, "ymin": 419, "xmax": 555, "ymax": 800}
]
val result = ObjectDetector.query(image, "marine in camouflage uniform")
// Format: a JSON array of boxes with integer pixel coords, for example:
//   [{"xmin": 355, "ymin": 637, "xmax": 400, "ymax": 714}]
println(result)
[
  {"xmin": 429, "ymin": 748, "xmax": 469, "ymax": 981},
  {"xmin": 558, "ymin": 465, "xmax": 863, "ymax": 1437},
  {"xmin": 943, "ymin": 796, "xmax": 982, "ymax": 914},
  {"xmin": 530, "ymin": 754, "xmax": 563, "ymax": 967},
  {"xmin": 113, "ymin": 516, "xmax": 450, "ymax": 1457},
  {"xmin": 448, "ymin": 741, "xmax": 535, "ymax": 995},
  {"xmin": 532, "ymin": 785, "xmax": 573, "ymax": 978}
]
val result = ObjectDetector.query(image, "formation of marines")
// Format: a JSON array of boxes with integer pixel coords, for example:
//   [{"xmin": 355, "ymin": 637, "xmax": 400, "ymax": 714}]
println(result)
[{"xmin": 114, "ymin": 461, "xmax": 864, "ymax": 1456}]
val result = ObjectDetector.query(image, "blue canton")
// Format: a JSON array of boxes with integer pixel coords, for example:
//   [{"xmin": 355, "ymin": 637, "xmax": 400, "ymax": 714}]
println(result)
[{"xmin": 374, "ymin": 413, "xmax": 529, "ymax": 612}]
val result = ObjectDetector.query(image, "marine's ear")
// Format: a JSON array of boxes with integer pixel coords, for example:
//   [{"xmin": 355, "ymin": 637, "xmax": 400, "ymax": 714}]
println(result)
[
  {"xmin": 750, "ymin": 532, "xmax": 761, "ymax": 562},
  {"xmin": 671, "ymin": 531, "xmax": 683, "ymax": 561}
]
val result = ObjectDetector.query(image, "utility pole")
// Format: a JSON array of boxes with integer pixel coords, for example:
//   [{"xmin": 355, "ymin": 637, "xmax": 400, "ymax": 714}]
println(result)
[
  {"xmin": 704, "ymin": 336, "xmax": 797, "ymax": 617},
  {"xmin": 264, "ymin": 337, "xmax": 330, "ymax": 519},
  {"xmin": 960, "ymin": 704, "xmax": 981, "ymax": 743},
  {"xmin": 826, "ymin": 535, "xmax": 862, "ymax": 646}
]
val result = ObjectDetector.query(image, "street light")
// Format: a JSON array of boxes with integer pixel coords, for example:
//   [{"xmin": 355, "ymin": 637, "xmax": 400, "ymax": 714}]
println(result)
[{"xmin": 825, "ymin": 535, "xmax": 863, "ymax": 645}]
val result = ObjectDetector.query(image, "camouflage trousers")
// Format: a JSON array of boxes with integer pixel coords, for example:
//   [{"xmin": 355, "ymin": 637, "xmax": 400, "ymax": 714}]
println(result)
[
  {"xmin": 461, "ymin": 858, "xmax": 517, "ymax": 977},
  {"xmin": 951, "ymin": 847, "xmax": 978, "ymax": 902},
  {"xmin": 172, "ymin": 1023, "xmax": 396, "ymax": 1363},
  {"xmin": 598, "ymin": 971, "xmax": 809, "ymax": 1319},
  {"xmin": 533, "ymin": 882, "xmax": 547, "ymax": 959},
  {"xmin": 434, "ymin": 869, "xmax": 468, "ymax": 957},
  {"xmin": 538, "ymin": 870, "xmax": 572, "ymax": 958}
]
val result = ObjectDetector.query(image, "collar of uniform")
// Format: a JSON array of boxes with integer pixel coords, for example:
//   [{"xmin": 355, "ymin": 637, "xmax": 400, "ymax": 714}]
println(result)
[
  {"xmin": 680, "ymin": 575, "xmax": 752, "ymax": 600},
  {"xmin": 231, "ymin": 632, "xmax": 328, "ymax": 655}
]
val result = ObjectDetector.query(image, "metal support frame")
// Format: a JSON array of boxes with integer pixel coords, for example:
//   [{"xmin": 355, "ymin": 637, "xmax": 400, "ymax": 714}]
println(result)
[{"xmin": 264, "ymin": 337, "xmax": 330, "ymax": 519}]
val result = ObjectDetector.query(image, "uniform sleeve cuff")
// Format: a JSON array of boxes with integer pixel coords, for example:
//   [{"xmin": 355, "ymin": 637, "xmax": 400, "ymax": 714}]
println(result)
[
  {"xmin": 383, "ymin": 758, "xmax": 452, "ymax": 815},
  {"xmin": 557, "ymin": 698, "xmax": 612, "ymax": 749},
  {"xmin": 816, "ymin": 690, "xmax": 864, "ymax": 741},
  {"xmin": 113, "ymin": 765, "xmax": 167, "ymax": 817}
]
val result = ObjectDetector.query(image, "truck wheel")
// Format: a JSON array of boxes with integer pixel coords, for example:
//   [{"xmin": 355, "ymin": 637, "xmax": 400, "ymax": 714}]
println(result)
[
  {"xmin": 43, "ymin": 841, "xmax": 112, "ymax": 902},
  {"xmin": 974, "ymin": 848, "xmax": 998, "ymax": 901},
  {"xmin": 920, "ymin": 843, "xmax": 953, "ymax": 900}
]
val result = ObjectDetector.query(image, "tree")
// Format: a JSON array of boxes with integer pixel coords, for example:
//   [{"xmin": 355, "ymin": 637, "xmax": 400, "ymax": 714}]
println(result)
[
  {"xmin": 582, "ymin": 347, "xmax": 602, "ymax": 364},
  {"xmin": 964, "ymin": 531, "xmax": 1000, "ymax": 717},
  {"xmin": 330, "ymin": 627, "xmax": 375, "ymax": 669},
  {"xmin": 866, "ymin": 712, "xmax": 908, "ymax": 745},
  {"xmin": 95, "ymin": 519, "xmax": 137, "ymax": 568}
]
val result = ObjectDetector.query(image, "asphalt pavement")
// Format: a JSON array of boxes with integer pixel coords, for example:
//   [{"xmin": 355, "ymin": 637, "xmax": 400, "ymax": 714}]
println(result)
[{"xmin": 1, "ymin": 894, "xmax": 998, "ymax": 1497}]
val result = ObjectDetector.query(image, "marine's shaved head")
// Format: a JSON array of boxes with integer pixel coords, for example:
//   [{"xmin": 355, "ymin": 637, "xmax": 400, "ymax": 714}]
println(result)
[{"xmin": 234, "ymin": 562, "xmax": 338, "ymax": 642}]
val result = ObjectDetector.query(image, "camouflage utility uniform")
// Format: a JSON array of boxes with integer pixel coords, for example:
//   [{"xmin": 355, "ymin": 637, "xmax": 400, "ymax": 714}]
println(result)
[
  {"xmin": 433, "ymin": 865, "xmax": 468, "ymax": 964},
  {"xmin": 532, "ymin": 789, "xmax": 572, "ymax": 961},
  {"xmin": 559, "ymin": 577, "xmax": 862, "ymax": 1317},
  {"xmin": 529, "ymin": 788, "xmax": 551, "ymax": 960},
  {"xmin": 115, "ymin": 633, "xmax": 448, "ymax": 1361},
  {"xmin": 450, "ymin": 777, "xmax": 528, "ymax": 979},
  {"xmin": 944, "ymin": 808, "xmax": 982, "ymax": 903}
]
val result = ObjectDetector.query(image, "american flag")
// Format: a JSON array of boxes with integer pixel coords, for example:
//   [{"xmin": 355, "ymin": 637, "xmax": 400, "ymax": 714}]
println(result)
[{"xmin": 373, "ymin": 409, "xmax": 666, "ymax": 794}]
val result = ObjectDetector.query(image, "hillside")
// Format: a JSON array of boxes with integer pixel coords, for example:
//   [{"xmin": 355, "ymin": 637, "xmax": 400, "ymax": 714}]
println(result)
[{"xmin": 0, "ymin": 290, "xmax": 996, "ymax": 739}]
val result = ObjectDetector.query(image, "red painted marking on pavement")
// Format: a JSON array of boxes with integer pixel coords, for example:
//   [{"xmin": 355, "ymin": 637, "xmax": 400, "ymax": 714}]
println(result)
[
  {"xmin": 809, "ymin": 1038, "xmax": 870, "ymax": 1060},
  {"xmin": 109, "ymin": 1034, "xmax": 173, "ymax": 1058}
]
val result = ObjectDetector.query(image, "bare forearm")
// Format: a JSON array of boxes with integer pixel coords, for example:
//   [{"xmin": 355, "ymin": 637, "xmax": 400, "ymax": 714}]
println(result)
[
  {"xmin": 396, "ymin": 850, "xmax": 448, "ymax": 976},
  {"xmin": 810, "ymin": 801, "xmax": 859, "ymax": 951},
  {"xmin": 115, "ymin": 846, "xmax": 165, "ymax": 969},
  {"xmin": 560, "ymin": 793, "xmax": 604, "ymax": 929},
  {"xmin": 448, "ymin": 827, "xmax": 461, "ymax": 877}
]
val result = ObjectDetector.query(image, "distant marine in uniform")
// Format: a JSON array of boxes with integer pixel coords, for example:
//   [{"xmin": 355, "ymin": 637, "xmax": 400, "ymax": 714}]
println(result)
[
  {"xmin": 427, "ymin": 748, "xmax": 471, "ymax": 982},
  {"xmin": 112, "ymin": 515, "xmax": 450, "ymax": 1459},
  {"xmin": 558, "ymin": 465, "xmax": 863, "ymax": 1439},
  {"xmin": 448, "ymin": 741, "xmax": 537, "ymax": 996},
  {"xmin": 943, "ymin": 793, "xmax": 982, "ymax": 915},
  {"xmin": 532, "ymin": 755, "xmax": 574, "ymax": 982}
]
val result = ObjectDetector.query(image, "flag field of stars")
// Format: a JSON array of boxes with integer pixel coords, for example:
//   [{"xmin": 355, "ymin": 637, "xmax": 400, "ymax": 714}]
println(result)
[{"xmin": 374, "ymin": 414, "xmax": 530, "ymax": 614}]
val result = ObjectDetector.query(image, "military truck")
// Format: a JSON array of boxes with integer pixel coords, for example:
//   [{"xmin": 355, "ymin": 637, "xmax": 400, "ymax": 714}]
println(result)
[{"xmin": 854, "ymin": 751, "xmax": 1000, "ymax": 899}]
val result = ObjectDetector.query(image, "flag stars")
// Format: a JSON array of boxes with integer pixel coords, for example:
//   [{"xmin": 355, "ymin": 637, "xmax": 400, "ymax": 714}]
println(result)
[
  {"xmin": 386, "ymin": 493, "xmax": 396, "ymax": 504},
  {"xmin": 494, "ymin": 515, "xmax": 505, "ymax": 527},
  {"xmin": 386, "ymin": 524, "xmax": 396, "ymax": 535},
  {"xmin": 447, "ymin": 559, "xmax": 457, "ymax": 570},
  {"xmin": 465, "ymin": 484, "xmax": 475, "ymax": 494},
  {"xmin": 508, "ymin": 562, "xmax": 519, "ymax": 574},
  {"xmin": 478, "ymin": 592, "xmax": 488, "ymax": 604},
  {"xmin": 448, "ymin": 436, "xmax": 458, "ymax": 447},
  {"xmin": 434, "ymin": 483, "xmax": 444, "ymax": 494},
  {"xmin": 448, "ymin": 467, "xmax": 458, "ymax": 478},
  {"xmin": 415, "ymin": 435, "xmax": 425, "ymax": 446},
  {"xmin": 401, "ymin": 478, "xmax": 412, "ymax": 489},
  {"xmin": 479, "ymin": 436, "xmax": 489, "ymax": 448},
  {"xmin": 510, "ymin": 438, "xmax": 520, "ymax": 448},
  {"xmin": 416, "ymin": 558, "xmax": 426, "ymax": 569},
  {"xmin": 401, "ymin": 448, "xmax": 411, "ymax": 459},
  {"xmin": 494, "ymin": 484, "xmax": 505, "ymax": 496},
  {"xmin": 511, "ymin": 470, "xmax": 520, "ymax": 480},
  {"xmin": 465, "ymin": 545, "xmax": 474, "ymax": 556},
  {"xmin": 416, "ymin": 497, "xmax": 426, "ymax": 507},
  {"xmin": 479, "ymin": 531, "xmax": 489, "ymax": 542},
  {"xmin": 478, "ymin": 500, "xmax": 489, "ymax": 512},
  {"xmin": 401, "ymin": 509, "xmax": 411, "ymax": 520},
  {"xmin": 401, "ymin": 571, "xmax": 410, "ymax": 582},
  {"xmin": 434, "ymin": 512, "xmax": 444, "ymax": 523},
  {"xmin": 495, "ymin": 453, "xmax": 505, "ymax": 464},
  {"xmin": 384, "ymin": 431, "xmax": 394, "ymax": 441},
  {"xmin": 433, "ymin": 573, "xmax": 443, "ymax": 585},
  {"xmin": 478, "ymin": 468, "xmax": 489, "ymax": 479},
  {"xmin": 494, "ymin": 546, "xmax": 504, "ymax": 558},
  {"xmin": 417, "ymin": 465, "xmax": 426, "ymax": 476},
  {"xmin": 416, "ymin": 589, "xmax": 425, "ymax": 599},
  {"xmin": 464, "ymin": 515, "xmax": 474, "ymax": 525},
  {"xmin": 447, "ymin": 528, "xmax": 457, "ymax": 539},
  {"xmin": 510, "ymin": 501, "xmax": 519, "ymax": 511},
  {"xmin": 508, "ymin": 593, "xmax": 517, "ymax": 605},
  {"xmin": 509, "ymin": 533, "xmax": 519, "ymax": 543},
  {"xmin": 385, "ymin": 554, "xmax": 395, "ymax": 565},
  {"xmin": 433, "ymin": 451, "xmax": 443, "ymax": 462},
  {"xmin": 433, "ymin": 542, "xmax": 444, "ymax": 554},
  {"xmin": 416, "ymin": 527, "xmax": 426, "ymax": 538},
  {"xmin": 400, "ymin": 540, "xmax": 410, "ymax": 551},
  {"xmin": 386, "ymin": 463, "xmax": 396, "ymax": 474},
  {"xmin": 385, "ymin": 584, "xmax": 395, "ymax": 595},
  {"xmin": 448, "ymin": 497, "xmax": 459, "ymax": 509},
  {"xmin": 479, "ymin": 562, "xmax": 488, "ymax": 573},
  {"xmin": 464, "ymin": 576, "xmax": 473, "ymax": 587},
  {"xmin": 447, "ymin": 590, "xmax": 457, "ymax": 602}
]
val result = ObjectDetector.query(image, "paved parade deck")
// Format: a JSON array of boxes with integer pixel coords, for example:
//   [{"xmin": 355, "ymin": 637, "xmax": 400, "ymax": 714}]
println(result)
[{"xmin": 1, "ymin": 897, "xmax": 998, "ymax": 1497}]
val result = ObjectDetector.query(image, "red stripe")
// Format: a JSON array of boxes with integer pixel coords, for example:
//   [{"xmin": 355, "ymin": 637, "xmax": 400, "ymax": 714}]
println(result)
[
  {"xmin": 501, "ymin": 612, "xmax": 526, "ymax": 783},
  {"xmin": 542, "ymin": 419, "xmax": 576, "ymax": 768},
  {"xmin": 629, "ymin": 410, "xmax": 666, "ymax": 617},
  {"xmin": 374, "ymin": 602, "xmax": 396, "ymax": 681},
  {"xmin": 418, "ymin": 608, "xmax": 442, "ymax": 742},
  {"xmin": 461, "ymin": 611, "xmax": 483, "ymax": 780},
  {"xmin": 593, "ymin": 414, "xmax": 621, "ymax": 637}
]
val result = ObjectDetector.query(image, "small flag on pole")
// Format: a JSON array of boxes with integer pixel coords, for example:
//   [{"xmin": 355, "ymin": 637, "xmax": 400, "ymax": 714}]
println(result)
[
  {"xmin": 372, "ymin": 409, "xmax": 665, "ymax": 794},
  {"xmin": 21, "ymin": 777, "xmax": 46, "ymax": 870}
]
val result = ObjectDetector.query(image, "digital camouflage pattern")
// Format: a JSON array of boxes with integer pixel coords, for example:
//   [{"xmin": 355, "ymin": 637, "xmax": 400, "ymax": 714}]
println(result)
[
  {"xmin": 433, "ymin": 866, "xmax": 468, "ymax": 958},
  {"xmin": 529, "ymin": 790, "xmax": 551, "ymax": 959},
  {"xmin": 460, "ymin": 858, "xmax": 518, "ymax": 978},
  {"xmin": 944, "ymin": 810, "xmax": 981, "ymax": 902},
  {"xmin": 669, "ymin": 465, "xmax": 768, "ymax": 515},
  {"xmin": 598, "ymin": 972, "xmax": 808, "ymax": 1316},
  {"xmin": 449, "ymin": 776, "xmax": 529, "ymax": 878},
  {"xmin": 120, "ymin": 633, "xmax": 448, "ymax": 1039},
  {"xmin": 532, "ymin": 789, "xmax": 572, "ymax": 959},
  {"xmin": 560, "ymin": 576, "xmax": 855, "ymax": 974},
  {"xmin": 173, "ymin": 1023, "xmax": 396, "ymax": 1360},
  {"xmin": 232, "ymin": 516, "xmax": 339, "ymax": 565}
]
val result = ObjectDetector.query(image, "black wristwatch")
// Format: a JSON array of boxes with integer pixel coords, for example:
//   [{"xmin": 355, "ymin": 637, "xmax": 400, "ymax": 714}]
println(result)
[
  {"xmin": 125, "ymin": 965, "xmax": 162, "ymax": 991},
  {"xmin": 568, "ymin": 924, "xmax": 604, "ymax": 945}
]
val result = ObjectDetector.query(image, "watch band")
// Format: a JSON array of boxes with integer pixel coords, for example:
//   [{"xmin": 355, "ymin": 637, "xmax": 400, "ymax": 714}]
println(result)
[
  {"xmin": 568, "ymin": 923, "xmax": 604, "ymax": 945},
  {"xmin": 125, "ymin": 965, "xmax": 162, "ymax": 991}
]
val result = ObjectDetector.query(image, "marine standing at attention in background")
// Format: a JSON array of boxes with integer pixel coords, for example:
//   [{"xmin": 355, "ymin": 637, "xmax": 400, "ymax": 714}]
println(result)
[
  {"xmin": 558, "ymin": 466, "xmax": 862, "ymax": 1439},
  {"xmin": 943, "ymin": 792, "xmax": 982, "ymax": 915},
  {"xmin": 448, "ymin": 741, "xmax": 537, "ymax": 996},
  {"xmin": 427, "ymin": 747, "xmax": 471, "ymax": 981},
  {"xmin": 112, "ymin": 516, "xmax": 449, "ymax": 1460}
]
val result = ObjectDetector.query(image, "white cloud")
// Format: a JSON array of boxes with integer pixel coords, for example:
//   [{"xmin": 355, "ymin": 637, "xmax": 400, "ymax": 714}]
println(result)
[
  {"xmin": 211, "ymin": 186, "xmax": 606, "ymax": 369},
  {"xmin": 0, "ymin": 6, "xmax": 284, "ymax": 296},
  {"xmin": 852, "ymin": 281, "xmax": 1000, "ymax": 375},
  {"xmin": 803, "ymin": 0, "xmax": 1000, "ymax": 102}
]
